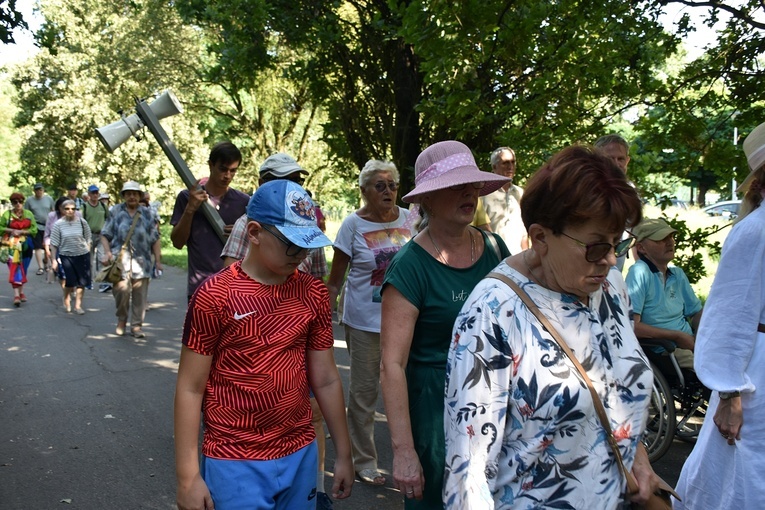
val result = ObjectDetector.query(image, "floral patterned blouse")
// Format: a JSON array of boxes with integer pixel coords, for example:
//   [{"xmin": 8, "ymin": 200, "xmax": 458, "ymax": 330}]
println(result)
[
  {"xmin": 101, "ymin": 203, "xmax": 159, "ymax": 279},
  {"xmin": 444, "ymin": 262, "xmax": 652, "ymax": 509}
]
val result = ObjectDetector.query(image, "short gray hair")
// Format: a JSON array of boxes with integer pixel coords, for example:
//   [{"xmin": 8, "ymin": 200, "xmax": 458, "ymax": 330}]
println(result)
[
  {"xmin": 489, "ymin": 147, "xmax": 515, "ymax": 168},
  {"xmin": 594, "ymin": 134, "xmax": 630, "ymax": 151},
  {"xmin": 359, "ymin": 160, "xmax": 399, "ymax": 188}
]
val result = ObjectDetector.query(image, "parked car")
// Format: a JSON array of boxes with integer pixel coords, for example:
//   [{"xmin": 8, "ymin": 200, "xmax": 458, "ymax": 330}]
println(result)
[
  {"xmin": 702, "ymin": 200, "xmax": 741, "ymax": 219},
  {"xmin": 656, "ymin": 197, "xmax": 690, "ymax": 210}
]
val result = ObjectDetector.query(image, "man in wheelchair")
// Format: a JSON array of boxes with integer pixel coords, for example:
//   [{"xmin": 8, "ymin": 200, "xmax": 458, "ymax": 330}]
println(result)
[{"xmin": 626, "ymin": 218, "xmax": 705, "ymax": 403}]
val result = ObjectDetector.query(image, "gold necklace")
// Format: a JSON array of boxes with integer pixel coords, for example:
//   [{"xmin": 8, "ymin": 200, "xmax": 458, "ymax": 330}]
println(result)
[{"xmin": 428, "ymin": 228, "xmax": 475, "ymax": 267}]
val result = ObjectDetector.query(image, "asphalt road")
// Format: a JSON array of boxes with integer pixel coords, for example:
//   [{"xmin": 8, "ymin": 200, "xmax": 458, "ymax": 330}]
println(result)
[{"xmin": 0, "ymin": 263, "xmax": 693, "ymax": 510}]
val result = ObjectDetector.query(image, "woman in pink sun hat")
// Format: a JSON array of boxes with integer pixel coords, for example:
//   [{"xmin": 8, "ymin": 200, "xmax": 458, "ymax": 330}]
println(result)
[{"xmin": 380, "ymin": 140, "xmax": 510, "ymax": 508}]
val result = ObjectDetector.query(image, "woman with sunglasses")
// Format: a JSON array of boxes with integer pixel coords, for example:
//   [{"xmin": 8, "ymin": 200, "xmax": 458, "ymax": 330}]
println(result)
[
  {"xmin": 44, "ymin": 197, "xmax": 80, "ymax": 287},
  {"xmin": 1, "ymin": 192, "xmax": 37, "ymax": 306},
  {"xmin": 443, "ymin": 146, "xmax": 662, "ymax": 509},
  {"xmin": 379, "ymin": 142, "xmax": 510, "ymax": 508},
  {"xmin": 326, "ymin": 160, "xmax": 414, "ymax": 488},
  {"xmin": 49, "ymin": 199, "xmax": 91, "ymax": 314}
]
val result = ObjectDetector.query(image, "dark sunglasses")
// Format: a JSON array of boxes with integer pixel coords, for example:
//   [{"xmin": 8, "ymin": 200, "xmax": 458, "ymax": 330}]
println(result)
[
  {"xmin": 261, "ymin": 225, "xmax": 308, "ymax": 257},
  {"xmin": 261, "ymin": 173, "xmax": 305, "ymax": 186},
  {"xmin": 63, "ymin": 207, "xmax": 75, "ymax": 211},
  {"xmin": 11, "ymin": 200, "xmax": 23, "ymax": 205},
  {"xmin": 560, "ymin": 232, "xmax": 635, "ymax": 263},
  {"xmin": 449, "ymin": 181, "xmax": 485, "ymax": 191},
  {"xmin": 373, "ymin": 181, "xmax": 398, "ymax": 193}
]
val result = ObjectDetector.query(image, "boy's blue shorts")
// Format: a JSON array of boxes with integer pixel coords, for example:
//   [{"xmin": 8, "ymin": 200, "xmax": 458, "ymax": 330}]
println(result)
[{"xmin": 201, "ymin": 441, "xmax": 319, "ymax": 510}]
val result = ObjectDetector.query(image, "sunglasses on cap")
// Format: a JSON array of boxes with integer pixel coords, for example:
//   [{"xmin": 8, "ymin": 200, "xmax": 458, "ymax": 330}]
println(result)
[{"xmin": 261, "ymin": 173, "xmax": 305, "ymax": 186}]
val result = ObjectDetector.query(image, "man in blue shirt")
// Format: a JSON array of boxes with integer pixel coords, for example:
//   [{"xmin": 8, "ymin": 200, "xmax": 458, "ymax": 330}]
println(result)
[{"xmin": 626, "ymin": 218, "xmax": 703, "ymax": 369}]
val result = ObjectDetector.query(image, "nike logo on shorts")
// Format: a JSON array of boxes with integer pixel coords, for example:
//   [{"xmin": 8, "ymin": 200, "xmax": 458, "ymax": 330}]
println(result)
[{"xmin": 233, "ymin": 311, "xmax": 257, "ymax": 320}]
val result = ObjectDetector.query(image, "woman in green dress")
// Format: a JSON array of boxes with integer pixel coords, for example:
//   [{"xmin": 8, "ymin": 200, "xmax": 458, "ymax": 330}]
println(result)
[{"xmin": 380, "ymin": 141, "xmax": 510, "ymax": 509}]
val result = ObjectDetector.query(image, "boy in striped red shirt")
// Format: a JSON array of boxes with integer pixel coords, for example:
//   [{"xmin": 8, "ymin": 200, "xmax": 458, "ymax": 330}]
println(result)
[{"xmin": 175, "ymin": 181, "xmax": 353, "ymax": 509}]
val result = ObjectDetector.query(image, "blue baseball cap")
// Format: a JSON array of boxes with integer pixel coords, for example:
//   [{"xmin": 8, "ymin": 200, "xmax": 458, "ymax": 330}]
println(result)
[
  {"xmin": 247, "ymin": 180, "xmax": 332, "ymax": 249},
  {"xmin": 88, "ymin": 184, "xmax": 99, "ymax": 193}
]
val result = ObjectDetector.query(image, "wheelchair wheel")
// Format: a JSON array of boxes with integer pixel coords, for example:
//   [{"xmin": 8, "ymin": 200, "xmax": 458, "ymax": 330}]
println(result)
[
  {"xmin": 643, "ymin": 361, "xmax": 676, "ymax": 462},
  {"xmin": 675, "ymin": 378, "xmax": 709, "ymax": 443},
  {"xmin": 676, "ymin": 398, "xmax": 706, "ymax": 442}
]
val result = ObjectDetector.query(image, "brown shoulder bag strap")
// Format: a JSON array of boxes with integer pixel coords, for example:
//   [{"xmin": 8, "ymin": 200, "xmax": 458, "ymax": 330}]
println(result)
[{"xmin": 486, "ymin": 271, "xmax": 640, "ymax": 495}]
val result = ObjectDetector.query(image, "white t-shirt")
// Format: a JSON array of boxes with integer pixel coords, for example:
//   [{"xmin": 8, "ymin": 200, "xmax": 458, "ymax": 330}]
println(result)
[
  {"xmin": 481, "ymin": 184, "xmax": 525, "ymax": 255},
  {"xmin": 334, "ymin": 207, "xmax": 412, "ymax": 332}
]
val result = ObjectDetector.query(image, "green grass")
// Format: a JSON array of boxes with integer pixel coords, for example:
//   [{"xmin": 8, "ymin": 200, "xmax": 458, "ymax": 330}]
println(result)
[{"xmin": 159, "ymin": 225, "xmax": 187, "ymax": 269}]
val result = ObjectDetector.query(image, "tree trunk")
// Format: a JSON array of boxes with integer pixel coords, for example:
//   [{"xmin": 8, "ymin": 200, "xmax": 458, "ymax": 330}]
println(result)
[{"xmin": 392, "ymin": 40, "xmax": 421, "ymax": 199}]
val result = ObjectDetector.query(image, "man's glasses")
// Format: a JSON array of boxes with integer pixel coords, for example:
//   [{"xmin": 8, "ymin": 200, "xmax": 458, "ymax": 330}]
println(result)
[
  {"xmin": 373, "ymin": 181, "xmax": 398, "ymax": 193},
  {"xmin": 10, "ymin": 200, "xmax": 23, "ymax": 205},
  {"xmin": 449, "ymin": 181, "xmax": 485, "ymax": 191},
  {"xmin": 560, "ymin": 232, "xmax": 635, "ymax": 263},
  {"xmin": 261, "ymin": 225, "xmax": 308, "ymax": 257}
]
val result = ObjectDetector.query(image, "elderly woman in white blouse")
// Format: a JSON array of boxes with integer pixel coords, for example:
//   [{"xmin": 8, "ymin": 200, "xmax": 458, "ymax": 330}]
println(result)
[
  {"xmin": 443, "ymin": 146, "xmax": 661, "ymax": 509},
  {"xmin": 50, "ymin": 199, "xmax": 92, "ymax": 314}
]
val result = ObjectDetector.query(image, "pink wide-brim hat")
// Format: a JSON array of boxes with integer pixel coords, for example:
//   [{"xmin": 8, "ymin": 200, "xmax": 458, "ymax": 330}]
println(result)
[
  {"xmin": 737, "ymin": 121, "xmax": 765, "ymax": 193},
  {"xmin": 402, "ymin": 140, "xmax": 510, "ymax": 203}
]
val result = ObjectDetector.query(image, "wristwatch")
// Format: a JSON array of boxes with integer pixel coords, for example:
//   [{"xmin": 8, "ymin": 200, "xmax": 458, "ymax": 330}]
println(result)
[{"xmin": 719, "ymin": 391, "xmax": 741, "ymax": 400}]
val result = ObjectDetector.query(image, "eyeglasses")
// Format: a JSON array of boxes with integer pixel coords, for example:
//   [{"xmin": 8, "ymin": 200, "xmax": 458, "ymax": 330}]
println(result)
[
  {"xmin": 11, "ymin": 200, "xmax": 23, "ymax": 205},
  {"xmin": 560, "ymin": 232, "xmax": 635, "ymax": 263},
  {"xmin": 449, "ymin": 181, "xmax": 485, "ymax": 191},
  {"xmin": 261, "ymin": 225, "xmax": 308, "ymax": 257},
  {"xmin": 261, "ymin": 173, "xmax": 305, "ymax": 186},
  {"xmin": 373, "ymin": 181, "xmax": 398, "ymax": 193},
  {"xmin": 63, "ymin": 207, "xmax": 75, "ymax": 211}
]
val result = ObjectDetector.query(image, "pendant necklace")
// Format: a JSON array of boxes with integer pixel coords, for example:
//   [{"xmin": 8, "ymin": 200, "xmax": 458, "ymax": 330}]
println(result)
[{"xmin": 428, "ymin": 228, "xmax": 475, "ymax": 267}]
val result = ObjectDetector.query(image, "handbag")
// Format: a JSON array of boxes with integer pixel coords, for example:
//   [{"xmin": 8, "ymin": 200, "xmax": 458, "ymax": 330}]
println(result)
[
  {"xmin": 95, "ymin": 258, "xmax": 124, "ymax": 284},
  {"xmin": 95, "ymin": 211, "xmax": 140, "ymax": 284},
  {"xmin": 486, "ymin": 271, "xmax": 680, "ymax": 510}
]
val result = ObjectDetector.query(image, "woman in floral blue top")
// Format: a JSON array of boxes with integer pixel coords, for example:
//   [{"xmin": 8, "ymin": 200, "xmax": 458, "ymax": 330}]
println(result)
[{"xmin": 444, "ymin": 146, "xmax": 662, "ymax": 509}]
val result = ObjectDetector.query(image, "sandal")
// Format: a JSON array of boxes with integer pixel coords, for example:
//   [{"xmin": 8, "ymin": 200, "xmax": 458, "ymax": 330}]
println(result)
[
  {"xmin": 13, "ymin": 296, "xmax": 21, "ymax": 307},
  {"xmin": 75, "ymin": 308, "xmax": 85, "ymax": 315},
  {"xmin": 19, "ymin": 293, "xmax": 27, "ymax": 302},
  {"xmin": 36, "ymin": 268, "xmax": 44, "ymax": 275},
  {"xmin": 357, "ymin": 469, "xmax": 386, "ymax": 486}
]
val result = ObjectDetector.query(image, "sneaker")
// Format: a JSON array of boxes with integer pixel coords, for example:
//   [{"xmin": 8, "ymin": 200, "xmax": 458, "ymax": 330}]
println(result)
[
  {"xmin": 99, "ymin": 283, "xmax": 112, "ymax": 293},
  {"xmin": 19, "ymin": 293, "xmax": 27, "ymax": 302},
  {"xmin": 316, "ymin": 492, "xmax": 333, "ymax": 510}
]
